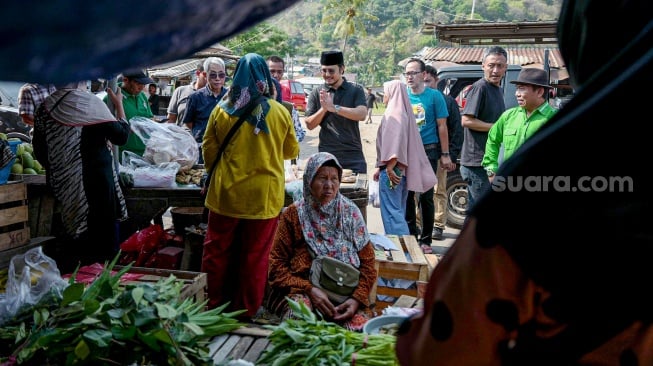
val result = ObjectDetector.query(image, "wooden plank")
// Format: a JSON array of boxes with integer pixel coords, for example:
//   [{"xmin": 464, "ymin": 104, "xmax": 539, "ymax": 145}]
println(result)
[
  {"xmin": 244, "ymin": 338, "xmax": 270, "ymax": 363},
  {"xmin": 0, "ymin": 181, "xmax": 26, "ymax": 203},
  {"xmin": 0, "ymin": 227, "xmax": 30, "ymax": 251},
  {"xmin": 0, "ymin": 205, "xmax": 28, "ymax": 227},
  {"xmin": 0, "ymin": 236, "xmax": 55, "ymax": 269},
  {"xmin": 231, "ymin": 326, "xmax": 272, "ymax": 338},
  {"xmin": 212, "ymin": 335, "xmax": 241, "ymax": 364},
  {"xmin": 402, "ymin": 235, "xmax": 428, "ymax": 265},
  {"xmin": 208, "ymin": 334, "xmax": 229, "ymax": 358},
  {"xmin": 394, "ymin": 295, "xmax": 418, "ymax": 308},
  {"xmin": 376, "ymin": 287, "xmax": 418, "ymax": 298},
  {"xmin": 227, "ymin": 336, "xmax": 254, "ymax": 361},
  {"xmin": 425, "ymin": 253, "xmax": 439, "ymax": 274}
]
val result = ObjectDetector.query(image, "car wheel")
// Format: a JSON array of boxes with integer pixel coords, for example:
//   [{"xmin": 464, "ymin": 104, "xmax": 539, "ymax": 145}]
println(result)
[{"xmin": 445, "ymin": 169, "xmax": 467, "ymax": 229}]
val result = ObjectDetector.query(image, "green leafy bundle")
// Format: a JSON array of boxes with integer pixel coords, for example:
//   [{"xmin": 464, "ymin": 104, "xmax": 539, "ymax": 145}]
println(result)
[
  {"xmin": 0, "ymin": 255, "xmax": 245, "ymax": 365},
  {"xmin": 258, "ymin": 299, "xmax": 398, "ymax": 366}
]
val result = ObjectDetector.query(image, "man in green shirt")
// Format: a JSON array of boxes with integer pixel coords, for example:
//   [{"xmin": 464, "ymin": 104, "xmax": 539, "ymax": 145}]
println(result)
[
  {"xmin": 482, "ymin": 68, "xmax": 557, "ymax": 178},
  {"xmin": 104, "ymin": 70, "xmax": 154, "ymax": 160}
]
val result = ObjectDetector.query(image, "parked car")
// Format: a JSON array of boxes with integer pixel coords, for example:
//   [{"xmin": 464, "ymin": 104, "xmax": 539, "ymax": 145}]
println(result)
[
  {"xmin": 279, "ymin": 79, "xmax": 307, "ymax": 112},
  {"xmin": 0, "ymin": 81, "xmax": 31, "ymax": 142}
]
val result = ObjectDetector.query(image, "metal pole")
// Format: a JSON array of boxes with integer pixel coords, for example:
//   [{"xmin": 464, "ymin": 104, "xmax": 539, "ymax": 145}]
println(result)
[{"xmin": 544, "ymin": 49, "xmax": 550, "ymax": 103}]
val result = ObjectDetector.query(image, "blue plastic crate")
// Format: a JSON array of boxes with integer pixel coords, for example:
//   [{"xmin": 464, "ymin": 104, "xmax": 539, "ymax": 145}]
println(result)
[{"xmin": 0, "ymin": 139, "xmax": 21, "ymax": 185}]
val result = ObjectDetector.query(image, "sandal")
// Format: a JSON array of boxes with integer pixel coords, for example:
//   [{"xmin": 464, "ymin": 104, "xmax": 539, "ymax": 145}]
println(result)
[{"xmin": 421, "ymin": 244, "xmax": 433, "ymax": 254}]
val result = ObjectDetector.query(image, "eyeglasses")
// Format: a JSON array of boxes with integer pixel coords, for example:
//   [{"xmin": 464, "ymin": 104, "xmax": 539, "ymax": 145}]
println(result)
[
  {"xmin": 321, "ymin": 68, "xmax": 338, "ymax": 75},
  {"xmin": 208, "ymin": 72, "xmax": 227, "ymax": 79},
  {"xmin": 402, "ymin": 71, "xmax": 422, "ymax": 77}
]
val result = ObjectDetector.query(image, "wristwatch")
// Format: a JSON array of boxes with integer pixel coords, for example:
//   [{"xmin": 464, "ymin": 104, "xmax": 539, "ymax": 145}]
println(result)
[
  {"xmin": 334, "ymin": 105, "xmax": 341, "ymax": 114},
  {"xmin": 441, "ymin": 152, "xmax": 450, "ymax": 157}
]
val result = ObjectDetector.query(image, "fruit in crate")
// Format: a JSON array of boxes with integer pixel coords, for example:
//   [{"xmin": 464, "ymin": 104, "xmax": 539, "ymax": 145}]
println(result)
[{"xmin": 12, "ymin": 142, "xmax": 45, "ymax": 175}]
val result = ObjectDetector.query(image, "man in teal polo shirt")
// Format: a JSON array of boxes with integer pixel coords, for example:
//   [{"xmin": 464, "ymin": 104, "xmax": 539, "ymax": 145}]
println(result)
[
  {"xmin": 482, "ymin": 68, "xmax": 557, "ymax": 178},
  {"xmin": 104, "ymin": 70, "xmax": 154, "ymax": 159}
]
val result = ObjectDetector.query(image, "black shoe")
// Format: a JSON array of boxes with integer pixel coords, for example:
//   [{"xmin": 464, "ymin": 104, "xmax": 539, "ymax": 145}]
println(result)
[{"xmin": 432, "ymin": 227, "xmax": 444, "ymax": 241}]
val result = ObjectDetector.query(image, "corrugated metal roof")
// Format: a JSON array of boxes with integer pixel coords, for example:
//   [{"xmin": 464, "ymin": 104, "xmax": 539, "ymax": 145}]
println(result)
[
  {"xmin": 149, "ymin": 59, "xmax": 201, "ymax": 78},
  {"xmin": 420, "ymin": 47, "xmax": 565, "ymax": 68}
]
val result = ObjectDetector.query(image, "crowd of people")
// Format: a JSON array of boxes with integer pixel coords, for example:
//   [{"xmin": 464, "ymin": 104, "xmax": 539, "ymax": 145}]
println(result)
[
  {"xmin": 20, "ymin": 45, "xmax": 562, "ymax": 322},
  {"xmin": 10, "ymin": 0, "xmax": 652, "ymax": 362}
]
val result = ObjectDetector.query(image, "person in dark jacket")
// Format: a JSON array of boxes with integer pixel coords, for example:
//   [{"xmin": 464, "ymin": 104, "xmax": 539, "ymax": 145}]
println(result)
[
  {"xmin": 424, "ymin": 65, "xmax": 462, "ymax": 240},
  {"xmin": 33, "ymin": 83, "xmax": 130, "ymax": 273}
]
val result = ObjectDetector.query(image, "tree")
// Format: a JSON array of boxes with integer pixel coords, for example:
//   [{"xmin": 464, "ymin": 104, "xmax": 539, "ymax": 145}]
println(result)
[{"xmin": 321, "ymin": 0, "xmax": 379, "ymax": 52}]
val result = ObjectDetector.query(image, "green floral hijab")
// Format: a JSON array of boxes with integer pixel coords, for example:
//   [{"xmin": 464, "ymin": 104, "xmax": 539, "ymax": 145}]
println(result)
[{"xmin": 218, "ymin": 53, "xmax": 275, "ymax": 134}]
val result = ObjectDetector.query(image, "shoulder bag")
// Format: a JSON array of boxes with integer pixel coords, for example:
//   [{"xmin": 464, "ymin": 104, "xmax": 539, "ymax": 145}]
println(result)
[{"xmin": 308, "ymin": 247, "xmax": 361, "ymax": 305}]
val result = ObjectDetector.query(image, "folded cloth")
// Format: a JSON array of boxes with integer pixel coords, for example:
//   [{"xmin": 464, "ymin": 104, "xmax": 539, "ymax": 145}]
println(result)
[{"xmin": 0, "ymin": 140, "xmax": 15, "ymax": 168}]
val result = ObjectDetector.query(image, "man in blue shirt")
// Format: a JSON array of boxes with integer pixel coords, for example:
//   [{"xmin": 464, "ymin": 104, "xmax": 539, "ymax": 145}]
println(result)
[
  {"xmin": 403, "ymin": 58, "xmax": 453, "ymax": 251},
  {"xmin": 182, "ymin": 57, "xmax": 228, "ymax": 163}
]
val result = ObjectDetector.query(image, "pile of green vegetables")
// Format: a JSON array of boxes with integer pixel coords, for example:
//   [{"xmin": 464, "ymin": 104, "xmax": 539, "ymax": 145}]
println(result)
[
  {"xmin": 258, "ymin": 299, "xmax": 399, "ymax": 366},
  {"xmin": 0, "ymin": 255, "xmax": 245, "ymax": 365}
]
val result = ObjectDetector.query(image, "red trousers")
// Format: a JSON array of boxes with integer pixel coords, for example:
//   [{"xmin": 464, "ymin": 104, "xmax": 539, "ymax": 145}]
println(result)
[{"xmin": 201, "ymin": 211, "xmax": 279, "ymax": 318}]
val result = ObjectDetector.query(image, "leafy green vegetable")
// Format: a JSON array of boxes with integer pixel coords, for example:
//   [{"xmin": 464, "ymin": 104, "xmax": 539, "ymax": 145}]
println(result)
[
  {"xmin": 0, "ymin": 254, "xmax": 247, "ymax": 365},
  {"xmin": 258, "ymin": 298, "xmax": 399, "ymax": 366}
]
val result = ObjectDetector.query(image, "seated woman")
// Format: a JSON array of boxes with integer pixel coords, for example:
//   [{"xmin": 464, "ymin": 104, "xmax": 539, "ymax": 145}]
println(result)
[{"xmin": 267, "ymin": 152, "xmax": 377, "ymax": 331}]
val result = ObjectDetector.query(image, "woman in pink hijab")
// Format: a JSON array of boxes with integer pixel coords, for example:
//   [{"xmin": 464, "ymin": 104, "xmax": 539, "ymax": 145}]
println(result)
[{"xmin": 373, "ymin": 80, "xmax": 436, "ymax": 235}]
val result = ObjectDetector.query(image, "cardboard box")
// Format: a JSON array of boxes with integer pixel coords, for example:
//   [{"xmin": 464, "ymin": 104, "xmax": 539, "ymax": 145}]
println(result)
[
  {"xmin": 371, "ymin": 235, "xmax": 429, "ymax": 312},
  {"xmin": 0, "ymin": 181, "xmax": 30, "ymax": 252}
]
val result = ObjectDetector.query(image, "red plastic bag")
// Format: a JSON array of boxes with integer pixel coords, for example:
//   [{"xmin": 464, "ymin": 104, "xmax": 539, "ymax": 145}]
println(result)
[{"xmin": 119, "ymin": 224, "xmax": 166, "ymax": 266}]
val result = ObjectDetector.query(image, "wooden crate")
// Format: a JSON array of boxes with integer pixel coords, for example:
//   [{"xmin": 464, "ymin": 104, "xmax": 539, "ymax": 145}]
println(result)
[
  {"xmin": 0, "ymin": 181, "xmax": 30, "ymax": 252},
  {"xmin": 114, "ymin": 265, "xmax": 207, "ymax": 302},
  {"xmin": 371, "ymin": 235, "xmax": 429, "ymax": 312}
]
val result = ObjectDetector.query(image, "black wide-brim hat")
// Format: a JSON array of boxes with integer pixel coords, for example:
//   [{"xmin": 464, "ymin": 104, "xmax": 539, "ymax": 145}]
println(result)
[
  {"xmin": 320, "ymin": 50, "xmax": 344, "ymax": 65},
  {"xmin": 510, "ymin": 68, "xmax": 552, "ymax": 88}
]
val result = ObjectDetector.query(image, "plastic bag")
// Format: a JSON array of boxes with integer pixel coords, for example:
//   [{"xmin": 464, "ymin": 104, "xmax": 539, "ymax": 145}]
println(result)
[
  {"xmin": 0, "ymin": 246, "xmax": 68, "ymax": 325},
  {"xmin": 120, "ymin": 150, "xmax": 180, "ymax": 188},
  {"xmin": 129, "ymin": 117, "xmax": 199, "ymax": 171},
  {"xmin": 119, "ymin": 224, "xmax": 166, "ymax": 267},
  {"xmin": 369, "ymin": 179, "xmax": 380, "ymax": 208}
]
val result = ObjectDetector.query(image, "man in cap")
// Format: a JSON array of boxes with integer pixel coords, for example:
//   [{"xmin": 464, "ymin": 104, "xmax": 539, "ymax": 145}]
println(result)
[
  {"xmin": 305, "ymin": 50, "xmax": 368, "ymax": 173},
  {"xmin": 103, "ymin": 69, "xmax": 155, "ymax": 158},
  {"xmin": 482, "ymin": 68, "xmax": 557, "ymax": 178}
]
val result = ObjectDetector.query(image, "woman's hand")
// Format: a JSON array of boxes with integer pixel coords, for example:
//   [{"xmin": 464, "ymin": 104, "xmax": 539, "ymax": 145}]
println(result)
[
  {"xmin": 333, "ymin": 298, "xmax": 359, "ymax": 321},
  {"xmin": 106, "ymin": 87, "xmax": 126, "ymax": 120},
  {"xmin": 309, "ymin": 287, "xmax": 337, "ymax": 318},
  {"xmin": 387, "ymin": 166, "xmax": 402, "ymax": 186},
  {"xmin": 373, "ymin": 168, "xmax": 380, "ymax": 181}
]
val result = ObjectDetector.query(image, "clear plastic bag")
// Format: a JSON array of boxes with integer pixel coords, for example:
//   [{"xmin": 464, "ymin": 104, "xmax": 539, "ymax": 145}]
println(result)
[
  {"xmin": 120, "ymin": 150, "xmax": 181, "ymax": 188},
  {"xmin": 129, "ymin": 117, "xmax": 199, "ymax": 171},
  {"xmin": 369, "ymin": 179, "xmax": 380, "ymax": 208},
  {"xmin": 0, "ymin": 246, "xmax": 68, "ymax": 325}
]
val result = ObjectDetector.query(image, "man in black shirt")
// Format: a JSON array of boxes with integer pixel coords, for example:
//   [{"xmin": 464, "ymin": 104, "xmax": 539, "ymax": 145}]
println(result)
[{"xmin": 305, "ymin": 50, "xmax": 368, "ymax": 173}]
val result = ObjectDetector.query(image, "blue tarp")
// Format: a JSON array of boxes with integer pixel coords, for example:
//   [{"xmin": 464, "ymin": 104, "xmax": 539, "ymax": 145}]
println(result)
[{"xmin": 0, "ymin": 0, "xmax": 300, "ymax": 83}]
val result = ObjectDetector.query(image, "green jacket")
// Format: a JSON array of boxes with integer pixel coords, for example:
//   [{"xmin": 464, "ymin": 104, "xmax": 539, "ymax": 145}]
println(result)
[{"xmin": 482, "ymin": 101, "xmax": 557, "ymax": 173}]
